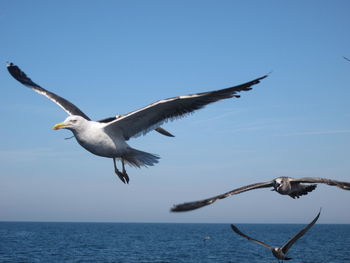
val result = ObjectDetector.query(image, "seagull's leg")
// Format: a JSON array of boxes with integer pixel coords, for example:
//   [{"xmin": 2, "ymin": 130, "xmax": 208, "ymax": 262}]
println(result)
[
  {"xmin": 121, "ymin": 159, "xmax": 130, "ymax": 184},
  {"xmin": 113, "ymin": 157, "xmax": 128, "ymax": 184}
]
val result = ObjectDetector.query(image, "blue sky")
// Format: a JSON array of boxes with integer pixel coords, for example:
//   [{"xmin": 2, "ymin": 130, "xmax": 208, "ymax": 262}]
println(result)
[{"xmin": 1, "ymin": 0, "xmax": 350, "ymax": 223}]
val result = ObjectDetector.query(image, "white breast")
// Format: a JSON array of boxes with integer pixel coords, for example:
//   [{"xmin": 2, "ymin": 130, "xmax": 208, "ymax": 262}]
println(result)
[{"xmin": 74, "ymin": 121, "xmax": 128, "ymax": 158}]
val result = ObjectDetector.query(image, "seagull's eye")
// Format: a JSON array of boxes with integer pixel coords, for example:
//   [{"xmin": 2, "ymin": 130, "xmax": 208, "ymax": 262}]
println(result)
[{"xmin": 71, "ymin": 119, "xmax": 77, "ymax": 124}]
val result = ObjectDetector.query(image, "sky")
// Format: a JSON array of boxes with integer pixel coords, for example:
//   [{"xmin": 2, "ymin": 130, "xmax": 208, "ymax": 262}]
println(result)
[{"xmin": 0, "ymin": 0, "xmax": 350, "ymax": 224}]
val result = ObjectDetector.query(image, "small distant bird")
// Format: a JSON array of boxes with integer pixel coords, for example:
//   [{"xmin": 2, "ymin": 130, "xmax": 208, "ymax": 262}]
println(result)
[
  {"xmin": 203, "ymin": 236, "xmax": 211, "ymax": 241},
  {"xmin": 343, "ymin": 56, "xmax": 350, "ymax": 62},
  {"xmin": 230, "ymin": 209, "xmax": 321, "ymax": 262},
  {"xmin": 171, "ymin": 177, "xmax": 350, "ymax": 212},
  {"xmin": 7, "ymin": 62, "xmax": 267, "ymax": 184}
]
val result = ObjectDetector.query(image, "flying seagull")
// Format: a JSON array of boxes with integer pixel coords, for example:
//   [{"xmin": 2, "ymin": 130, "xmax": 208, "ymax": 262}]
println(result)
[
  {"xmin": 230, "ymin": 209, "xmax": 321, "ymax": 262},
  {"xmin": 7, "ymin": 62, "xmax": 267, "ymax": 184},
  {"xmin": 171, "ymin": 176, "xmax": 350, "ymax": 211}
]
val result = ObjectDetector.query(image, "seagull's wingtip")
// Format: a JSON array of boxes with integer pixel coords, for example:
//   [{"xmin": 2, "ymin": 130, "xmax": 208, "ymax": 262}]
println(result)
[
  {"xmin": 170, "ymin": 206, "xmax": 179, "ymax": 212},
  {"xmin": 256, "ymin": 73, "xmax": 269, "ymax": 82},
  {"xmin": 6, "ymin": 62, "xmax": 13, "ymax": 68},
  {"xmin": 170, "ymin": 204, "xmax": 191, "ymax": 212}
]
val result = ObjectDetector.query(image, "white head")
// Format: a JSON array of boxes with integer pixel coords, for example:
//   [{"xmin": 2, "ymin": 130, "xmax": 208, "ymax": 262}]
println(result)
[
  {"xmin": 275, "ymin": 177, "xmax": 283, "ymax": 185},
  {"xmin": 52, "ymin": 115, "xmax": 87, "ymax": 132},
  {"xmin": 272, "ymin": 177, "xmax": 284, "ymax": 191}
]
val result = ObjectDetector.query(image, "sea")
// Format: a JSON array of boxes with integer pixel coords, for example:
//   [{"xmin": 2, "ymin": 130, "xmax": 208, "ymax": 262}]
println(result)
[{"xmin": 0, "ymin": 222, "xmax": 349, "ymax": 263}]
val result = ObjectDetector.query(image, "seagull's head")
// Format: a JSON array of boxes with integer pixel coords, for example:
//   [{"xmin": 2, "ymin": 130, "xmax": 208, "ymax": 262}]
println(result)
[
  {"xmin": 272, "ymin": 177, "xmax": 283, "ymax": 191},
  {"xmin": 53, "ymin": 115, "xmax": 86, "ymax": 131}
]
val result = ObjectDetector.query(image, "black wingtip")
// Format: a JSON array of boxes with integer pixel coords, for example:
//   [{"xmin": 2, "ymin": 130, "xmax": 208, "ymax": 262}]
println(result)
[
  {"xmin": 258, "ymin": 74, "xmax": 269, "ymax": 81},
  {"xmin": 230, "ymin": 224, "xmax": 240, "ymax": 234},
  {"xmin": 170, "ymin": 200, "xmax": 210, "ymax": 212},
  {"xmin": 170, "ymin": 205, "xmax": 185, "ymax": 212},
  {"xmin": 155, "ymin": 127, "xmax": 175, "ymax": 137},
  {"xmin": 170, "ymin": 203, "xmax": 196, "ymax": 212},
  {"xmin": 6, "ymin": 62, "xmax": 45, "ymax": 91},
  {"xmin": 7, "ymin": 62, "xmax": 20, "ymax": 79},
  {"xmin": 247, "ymin": 74, "xmax": 269, "ymax": 87}
]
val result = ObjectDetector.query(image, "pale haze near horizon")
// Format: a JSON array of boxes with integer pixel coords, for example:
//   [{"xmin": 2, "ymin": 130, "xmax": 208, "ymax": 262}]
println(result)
[{"xmin": 0, "ymin": 0, "xmax": 350, "ymax": 224}]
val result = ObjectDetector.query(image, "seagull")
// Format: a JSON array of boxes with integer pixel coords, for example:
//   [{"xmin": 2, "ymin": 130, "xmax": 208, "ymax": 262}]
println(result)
[
  {"xmin": 171, "ymin": 176, "xmax": 350, "ymax": 211},
  {"xmin": 7, "ymin": 62, "xmax": 267, "ymax": 184},
  {"xmin": 230, "ymin": 209, "xmax": 321, "ymax": 262}
]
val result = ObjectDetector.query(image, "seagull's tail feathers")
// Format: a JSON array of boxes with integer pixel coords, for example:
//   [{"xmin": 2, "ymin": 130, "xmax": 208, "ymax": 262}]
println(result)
[{"xmin": 124, "ymin": 147, "xmax": 160, "ymax": 168}]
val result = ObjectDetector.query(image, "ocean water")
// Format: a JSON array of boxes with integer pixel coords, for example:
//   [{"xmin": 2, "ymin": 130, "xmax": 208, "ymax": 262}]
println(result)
[{"xmin": 0, "ymin": 222, "xmax": 349, "ymax": 263}]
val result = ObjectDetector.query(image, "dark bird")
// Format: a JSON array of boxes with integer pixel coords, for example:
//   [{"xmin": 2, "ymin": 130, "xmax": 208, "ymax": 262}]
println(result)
[
  {"xmin": 171, "ymin": 177, "xmax": 350, "ymax": 212},
  {"xmin": 230, "ymin": 209, "xmax": 321, "ymax": 262},
  {"xmin": 7, "ymin": 62, "xmax": 267, "ymax": 184},
  {"xmin": 343, "ymin": 56, "xmax": 350, "ymax": 62}
]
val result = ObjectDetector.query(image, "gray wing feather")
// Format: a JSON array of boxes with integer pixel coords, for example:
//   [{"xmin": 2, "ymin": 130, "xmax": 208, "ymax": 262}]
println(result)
[
  {"xmin": 281, "ymin": 209, "xmax": 321, "ymax": 254},
  {"xmin": 7, "ymin": 63, "xmax": 90, "ymax": 120},
  {"xmin": 104, "ymin": 75, "xmax": 267, "ymax": 140},
  {"xmin": 231, "ymin": 224, "xmax": 273, "ymax": 250},
  {"xmin": 171, "ymin": 181, "xmax": 273, "ymax": 212},
  {"xmin": 98, "ymin": 116, "xmax": 174, "ymax": 137}
]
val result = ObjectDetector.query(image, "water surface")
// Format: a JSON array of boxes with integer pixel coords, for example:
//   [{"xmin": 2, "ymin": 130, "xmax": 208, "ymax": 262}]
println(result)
[{"xmin": 0, "ymin": 222, "xmax": 349, "ymax": 263}]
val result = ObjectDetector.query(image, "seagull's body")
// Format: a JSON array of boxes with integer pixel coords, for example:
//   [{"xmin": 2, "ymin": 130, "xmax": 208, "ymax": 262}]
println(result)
[
  {"xmin": 230, "ymin": 210, "xmax": 321, "ymax": 262},
  {"xmin": 272, "ymin": 177, "xmax": 317, "ymax": 198},
  {"xmin": 171, "ymin": 176, "xmax": 350, "ymax": 211},
  {"xmin": 7, "ymin": 62, "xmax": 267, "ymax": 183},
  {"xmin": 60, "ymin": 117, "xmax": 127, "ymax": 158}
]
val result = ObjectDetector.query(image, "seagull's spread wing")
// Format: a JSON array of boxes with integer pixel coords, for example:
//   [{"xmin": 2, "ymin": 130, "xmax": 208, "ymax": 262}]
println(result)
[
  {"xmin": 171, "ymin": 181, "xmax": 273, "ymax": 212},
  {"xmin": 98, "ymin": 116, "xmax": 175, "ymax": 137},
  {"xmin": 230, "ymin": 224, "xmax": 273, "ymax": 250},
  {"xmin": 7, "ymin": 63, "xmax": 90, "ymax": 120},
  {"xmin": 289, "ymin": 177, "xmax": 350, "ymax": 190},
  {"xmin": 104, "ymin": 75, "xmax": 267, "ymax": 140},
  {"xmin": 281, "ymin": 209, "xmax": 321, "ymax": 254}
]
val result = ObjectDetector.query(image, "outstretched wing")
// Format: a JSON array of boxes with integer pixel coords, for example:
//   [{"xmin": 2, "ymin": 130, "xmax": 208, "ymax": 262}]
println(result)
[
  {"xmin": 230, "ymin": 224, "xmax": 273, "ymax": 250},
  {"xmin": 281, "ymin": 209, "xmax": 321, "ymax": 254},
  {"xmin": 289, "ymin": 177, "xmax": 350, "ymax": 190},
  {"xmin": 98, "ymin": 116, "xmax": 175, "ymax": 137},
  {"xmin": 7, "ymin": 62, "xmax": 90, "ymax": 120},
  {"xmin": 104, "ymin": 75, "xmax": 268, "ymax": 140},
  {"xmin": 171, "ymin": 181, "xmax": 273, "ymax": 212}
]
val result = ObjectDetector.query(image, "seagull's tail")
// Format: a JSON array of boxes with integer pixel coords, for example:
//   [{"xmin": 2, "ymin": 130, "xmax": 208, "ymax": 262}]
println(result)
[{"xmin": 123, "ymin": 147, "xmax": 160, "ymax": 168}]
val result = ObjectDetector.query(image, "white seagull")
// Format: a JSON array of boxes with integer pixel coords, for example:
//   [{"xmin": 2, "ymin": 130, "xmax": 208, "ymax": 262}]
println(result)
[
  {"xmin": 171, "ymin": 176, "xmax": 350, "ymax": 211},
  {"xmin": 230, "ymin": 209, "xmax": 321, "ymax": 262},
  {"xmin": 7, "ymin": 63, "xmax": 267, "ymax": 184}
]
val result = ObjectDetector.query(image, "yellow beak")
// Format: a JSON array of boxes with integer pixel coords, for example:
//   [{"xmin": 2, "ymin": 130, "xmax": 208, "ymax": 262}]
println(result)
[{"xmin": 52, "ymin": 122, "xmax": 68, "ymax": 130}]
